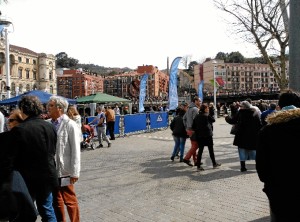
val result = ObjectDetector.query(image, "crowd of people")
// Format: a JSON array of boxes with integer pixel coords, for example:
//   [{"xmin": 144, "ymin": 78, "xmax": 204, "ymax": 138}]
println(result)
[
  {"xmin": 169, "ymin": 90, "xmax": 300, "ymax": 221},
  {"xmin": 1, "ymin": 90, "xmax": 299, "ymax": 221},
  {"xmin": 0, "ymin": 96, "xmax": 120, "ymax": 221}
]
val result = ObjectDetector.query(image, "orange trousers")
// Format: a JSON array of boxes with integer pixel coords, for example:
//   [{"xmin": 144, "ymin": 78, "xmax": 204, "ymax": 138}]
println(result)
[
  {"xmin": 184, "ymin": 139, "xmax": 198, "ymax": 163},
  {"xmin": 53, "ymin": 184, "xmax": 80, "ymax": 222}
]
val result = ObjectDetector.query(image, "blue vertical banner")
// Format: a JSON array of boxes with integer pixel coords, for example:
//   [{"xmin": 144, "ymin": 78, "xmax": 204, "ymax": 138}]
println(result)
[
  {"xmin": 139, "ymin": 73, "xmax": 149, "ymax": 112},
  {"xmin": 198, "ymin": 80, "xmax": 204, "ymax": 102},
  {"xmin": 0, "ymin": 25, "xmax": 4, "ymax": 34},
  {"xmin": 168, "ymin": 57, "xmax": 182, "ymax": 110}
]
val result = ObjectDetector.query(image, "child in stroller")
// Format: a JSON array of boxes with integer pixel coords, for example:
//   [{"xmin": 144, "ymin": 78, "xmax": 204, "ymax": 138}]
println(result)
[{"xmin": 81, "ymin": 123, "xmax": 96, "ymax": 150}]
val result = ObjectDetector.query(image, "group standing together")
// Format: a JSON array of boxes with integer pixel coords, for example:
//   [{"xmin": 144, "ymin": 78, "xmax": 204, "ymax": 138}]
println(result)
[
  {"xmin": 170, "ymin": 90, "xmax": 300, "ymax": 221},
  {"xmin": 0, "ymin": 98, "xmax": 120, "ymax": 221},
  {"xmin": 0, "ymin": 95, "xmax": 81, "ymax": 222}
]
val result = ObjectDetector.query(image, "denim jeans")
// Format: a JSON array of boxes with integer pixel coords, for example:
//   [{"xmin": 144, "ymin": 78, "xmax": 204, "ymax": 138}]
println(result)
[
  {"xmin": 172, "ymin": 136, "xmax": 186, "ymax": 161},
  {"xmin": 36, "ymin": 191, "xmax": 57, "ymax": 222},
  {"xmin": 97, "ymin": 126, "xmax": 110, "ymax": 145}
]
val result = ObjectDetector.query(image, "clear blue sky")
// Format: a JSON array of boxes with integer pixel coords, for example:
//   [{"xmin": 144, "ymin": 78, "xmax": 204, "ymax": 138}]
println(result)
[{"xmin": 1, "ymin": 0, "xmax": 260, "ymax": 70}]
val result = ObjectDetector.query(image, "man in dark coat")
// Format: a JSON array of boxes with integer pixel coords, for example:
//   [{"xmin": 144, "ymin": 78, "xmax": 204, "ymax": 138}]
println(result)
[
  {"xmin": 1, "ymin": 96, "xmax": 58, "ymax": 221},
  {"xmin": 256, "ymin": 90, "xmax": 300, "ymax": 221}
]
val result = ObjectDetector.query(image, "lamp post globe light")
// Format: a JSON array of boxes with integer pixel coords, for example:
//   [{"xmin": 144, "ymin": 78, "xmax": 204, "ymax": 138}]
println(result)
[
  {"xmin": 212, "ymin": 60, "xmax": 217, "ymax": 117},
  {"xmin": 0, "ymin": 14, "xmax": 13, "ymax": 99}
]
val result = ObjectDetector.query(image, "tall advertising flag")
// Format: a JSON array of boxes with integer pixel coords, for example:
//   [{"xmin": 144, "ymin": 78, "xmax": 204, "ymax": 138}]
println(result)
[
  {"xmin": 139, "ymin": 73, "xmax": 149, "ymax": 113},
  {"xmin": 169, "ymin": 57, "xmax": 182, "ymax": 110},
  {"xmin": 198, "ymin": 80, "xmax": 204, "ymax": 102}
]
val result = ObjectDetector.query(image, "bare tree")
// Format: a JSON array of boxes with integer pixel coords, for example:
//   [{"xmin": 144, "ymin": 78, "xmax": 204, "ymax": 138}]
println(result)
[
  {"xmin": 213, "ymin": 0, "xmax": 289, "ymax": 90},
  {"xmin": 280, "ymin": 0, "xmax": 289, "ymax": 33},
  {"xmin": 181, "ymin": 55, "xmax": 192, "ymax": 69}
]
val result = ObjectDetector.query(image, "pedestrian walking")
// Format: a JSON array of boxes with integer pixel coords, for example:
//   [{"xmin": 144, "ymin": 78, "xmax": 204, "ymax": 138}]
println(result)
[
  {"xmin": 182, "ymin": 96, "xmax": 201, "ymax": 167},
  {"xmin": 225, "ymin": 100, "xmax": 262, "ymax": 172},
  {"xmin": 90, "ymin": 106, "xmax": 111, "ymax": 148},
  {"xmin": 170, "ymin": 107, "xmax": 188, "ymax": 162},
  {"xmin": 192, "ymin": 103, "xmax": 221, "ymax": 171}
]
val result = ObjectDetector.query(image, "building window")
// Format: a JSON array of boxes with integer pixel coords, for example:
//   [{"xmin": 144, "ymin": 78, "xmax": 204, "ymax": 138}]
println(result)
[
  {"xmin": 49, "ymin": 71, "xmax": 53, "ymax": 80},
  {"xmin": 18, "ymin": 57, "xmax": 22, "ymax": 63},
  {"xmin": 26, "ymin": 58, "xmax": 30, "ymax": 64},
  {"xmin": 18, "ymin": 69, "xmax": 22, "ymax": 79},
  {"xmin": 33, "ymin": 60, "xmax": 36, "ymax": 65},
  {"xmin": 26, "ymin": 70, "xmax": 30, "ymax": 79},
  {"xmin": 33, "ymin": 71, "xmax": 37, "ymax": 80}
]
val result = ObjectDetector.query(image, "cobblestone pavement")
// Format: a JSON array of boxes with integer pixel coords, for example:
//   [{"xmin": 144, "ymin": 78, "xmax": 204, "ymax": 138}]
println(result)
[{"xmin": 38, "ymin": 117, "xmax": 270, "ymax": 222}]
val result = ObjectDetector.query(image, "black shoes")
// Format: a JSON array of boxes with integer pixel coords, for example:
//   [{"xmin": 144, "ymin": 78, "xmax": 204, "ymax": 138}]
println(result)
[
  {"xmin": 97, "ymin": 144, "xmax": 103, "ymax": 148},
  {"xmin": 194, "ymin": 162, "xmax": 203, "ymax": 167},
  {"xmin": 183, "ymin": 159, "xmax": 193, "ymax": 167},
  {"xmin": 213, "ymin": 163, "xmax": 221, "ymax": 169},
  {"xmin": 241, "ymin": 167, "xmax": 247, "ymax": 172},
  {"xmin": 108, "ymin": 143, "xmax": 112, "ymax": 148},
  {"xmin": 170, "ymin": 156, "xmax": 175, "ymax": 161},
  {"xmin": 197, "ymin": 166, "xmax": 205, "ymax": 171}
]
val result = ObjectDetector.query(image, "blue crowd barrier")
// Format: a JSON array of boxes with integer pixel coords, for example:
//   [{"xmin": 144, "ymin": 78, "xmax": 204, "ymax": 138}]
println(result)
[
  {"xmin": 114, "ymin": 115, "xmax": 120, "ymax": 135},
  {"xmin": 148, "ymin": 112, "xmax": 168, "ymax": 129},
  {"xmin": 85, "ymin": 112, "xmax": 168, "ymax": 137},
  {"xmin": 124, "ymin": 113, "xmax": 147, "ymax": 134}
]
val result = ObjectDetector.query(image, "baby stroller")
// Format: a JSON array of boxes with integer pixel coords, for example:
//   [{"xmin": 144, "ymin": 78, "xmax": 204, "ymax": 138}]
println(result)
[{"xmin": 81, "ymin": 123, "xmax": 96, "ymax": 150}]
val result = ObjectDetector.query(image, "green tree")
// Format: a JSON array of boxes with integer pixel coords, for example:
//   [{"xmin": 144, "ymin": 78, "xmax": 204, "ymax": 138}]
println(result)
[
  {"xmin": 215, "ymin": 52, "xmax": 228, "ymax": 61},
  {"xmin": 227, "ymin": 51, "xmax": 245, "ymax": 63},
  {"xmin": 214, "ymin": 0, "xmax": 289, "ymax": 91},
  {"xmin": 55, "ymin": 52, "xmax": 79, "ymax": 68}
]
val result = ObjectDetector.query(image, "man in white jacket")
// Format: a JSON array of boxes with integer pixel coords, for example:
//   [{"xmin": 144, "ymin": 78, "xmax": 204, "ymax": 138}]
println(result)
[{"xmin": 47, "ymin": 95, "xmax": 81, "ymax": 222}]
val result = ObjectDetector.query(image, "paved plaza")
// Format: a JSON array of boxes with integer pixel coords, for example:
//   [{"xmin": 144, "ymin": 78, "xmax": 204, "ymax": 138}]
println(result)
[{"xmin": 38, "ymin": 117, "xmax": 270, "ymax": 222}]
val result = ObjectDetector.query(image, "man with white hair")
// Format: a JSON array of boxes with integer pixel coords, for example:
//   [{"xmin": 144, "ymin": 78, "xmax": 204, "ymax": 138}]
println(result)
[{"xmin": 47, "ymin": 95, "xmax": 81, "ymax": 222}]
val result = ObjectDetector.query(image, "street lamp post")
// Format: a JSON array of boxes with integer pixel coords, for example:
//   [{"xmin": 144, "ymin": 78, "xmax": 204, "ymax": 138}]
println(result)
[
  {"xmin": 212, "ymin": 60, "xmax": 217, "ymax": 117},
  {"xmin": 0, "ymin": 16, "xmax": 13, "ymax": 99}
]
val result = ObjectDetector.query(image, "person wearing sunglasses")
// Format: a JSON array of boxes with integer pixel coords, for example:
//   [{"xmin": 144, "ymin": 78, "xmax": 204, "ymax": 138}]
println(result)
[{"xmin": 7, "ymin": 109, "xmax": 23, "ymax": 130}]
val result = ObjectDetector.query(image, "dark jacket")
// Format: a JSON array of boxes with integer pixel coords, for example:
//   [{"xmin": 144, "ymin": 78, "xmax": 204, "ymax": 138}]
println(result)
[
  {"xmin": 6, "ymin": 117, "xmax": 58, "ymax": 197},
  {"xmin": 226, "ymin": 108, "xmax": 262, "ymax": 150},
  {"xmin": 192, "ymin": 113, "xmax": 215, "ymax": 146},
  {"xmin": 170, "ymin": 115, "xmax": 188, "ymax": 138},
  {"xmin": 256, "ymin": 108, "xmax": 300, "ymax": 220},
  {"xmin": 0, "ymin": 132, "xmax": 38, "ymax": 221}
]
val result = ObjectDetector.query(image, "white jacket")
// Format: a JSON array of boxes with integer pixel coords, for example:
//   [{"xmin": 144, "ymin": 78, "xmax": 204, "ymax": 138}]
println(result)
[{"xmin": 48, "ymin": 114, "xmax": 81, "ymax": 178}]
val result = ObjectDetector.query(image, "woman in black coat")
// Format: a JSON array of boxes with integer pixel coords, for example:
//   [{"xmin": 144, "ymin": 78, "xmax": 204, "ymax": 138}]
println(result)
[
  {"xmin": 192, "ymin": 103, "xmax": 221, "ymax": 171},
  {"xmin": 226, "ymin": 100, "xmax": 262, "ymax": 172},
  {"xmin": 256, "ymin": 91, "xmax": 300, "ymax": 221}
]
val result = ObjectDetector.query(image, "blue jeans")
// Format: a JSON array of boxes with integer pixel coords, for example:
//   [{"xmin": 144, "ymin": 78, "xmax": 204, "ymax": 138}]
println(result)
[
  {"xmin": 36, "ymin": 192, "xmax": 57, "ymax": 222},
  {"xmin": 171, "ymin": 136, "xmax": 186, "ymax": 161}
]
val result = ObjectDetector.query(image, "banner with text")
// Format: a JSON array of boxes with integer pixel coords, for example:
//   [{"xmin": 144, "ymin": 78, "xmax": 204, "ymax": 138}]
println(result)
[
  {"xmin": 198, "ymin": 80, "xmax": 204, "ymax": 102},
  {"xmin": 139, "ymin": 73, "xmax": 149, "ymax": 112},
  {"xmin": 168, "ymin": 57, "xmax": 182, "ymax": 110}
]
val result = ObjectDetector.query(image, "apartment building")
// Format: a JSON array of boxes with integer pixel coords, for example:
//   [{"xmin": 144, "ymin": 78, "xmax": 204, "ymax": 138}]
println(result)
[
  {"xmin": 136, "ymin": 65, "xmax": 169, "ymax": 99},
  {"xmin": 57, "ymin": 69, "xmax": 104, "ymax": 99},
  {"xmin": 194, "ymin": 60, "xmax": 286, "ymax": 96},
  {"xmin": 57, "ymin": 65, "xmax": 169, "ymax": 100},
  {"xmin": 0, "ymin": 44, "xmax": 56, "ymax": 100}
]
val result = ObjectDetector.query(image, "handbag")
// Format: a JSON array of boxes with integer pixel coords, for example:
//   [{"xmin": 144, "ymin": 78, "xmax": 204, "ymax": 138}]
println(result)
[{"xmin": 230, "ymin": 124, "xmax": 238, "ymax": 135}]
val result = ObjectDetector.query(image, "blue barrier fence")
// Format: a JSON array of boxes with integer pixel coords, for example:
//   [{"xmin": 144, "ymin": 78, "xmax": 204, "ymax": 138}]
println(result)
[{"xmin": 85, "ymin": 112, "xmax": 169, "ymax": 137}]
